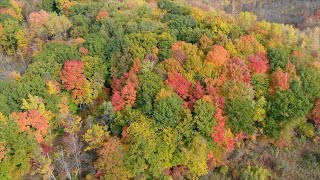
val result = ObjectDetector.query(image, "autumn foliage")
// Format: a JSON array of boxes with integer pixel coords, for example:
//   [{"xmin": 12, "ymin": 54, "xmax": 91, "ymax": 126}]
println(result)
[
  {"xmin": 111, "ymin": 65, "xmax": 139, "ymax": 111},
  {"xmin": 187, "ymin": 81, "xmax": 205, "ymax": 108},
  {"xmin": 211, "ymin": 108, "xmax": 235, "ymax": 151},
  {"xmin": 248, "ymin": 52, "xmax": 270, "ymax": 74},
  {"xmin": 165, "ymin": 165, "xmax": 189, "ymax": 180},
  {"xmin": 0, "ymin": 145, "xmax": 6, "ymax": 162},
  {"xmin": 28, "ymin": 10, "xmax": 50, "ymax": 26},
  {"xmin": 205, "ymin": 45, "xmax": 230, "ymax": 67},
  {"xmin": 96, "ymin": 10, "xmax": 109, "ymax": 21},
  {"xmin": 221, "ymin": 57, "xmax": 251, "ymax": 84},
  {"xmin": 269, "ymin": 69, "xmax": 290, "ymax": 93},
  {"xmin": 95, "ymin": 137, "xmax": 129, "ymax": 179},
  {"xmin": 1, "ymin": 0, "xmax": 320, "ymax": 179},
  {"xmin": 78, "ymin": 47, "xmax": 89, "ymax": 55},
  {"xmin": 165, "ymin": 72, "xmax": 206, "ymax": 109},
  {"xmin": 60, "ymin": 60, "xmax": 86, "ymax": 99},
  {"xmin": 16, "ymin": 110, "xmax": 50, "ymax": 143},
  {"xmin": 310, "ymin": 99, "xmax": 320, "ymax": 127},
  {"xmin": 172, "ymin": 42, "xmax": 187, "ymax": 64},
  {"xmin": 234, "ymin": 34, "xmax": 265, "ymax": 57},
  {"xmin": 165, "ymin": 72, "xmax": 191, "ymax": 99}
]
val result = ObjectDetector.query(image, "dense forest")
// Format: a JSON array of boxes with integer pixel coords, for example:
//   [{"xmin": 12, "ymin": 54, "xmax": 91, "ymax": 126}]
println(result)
[{"xmin": 0, "ymin": 0, "xmax": 320, "ymax": 179}]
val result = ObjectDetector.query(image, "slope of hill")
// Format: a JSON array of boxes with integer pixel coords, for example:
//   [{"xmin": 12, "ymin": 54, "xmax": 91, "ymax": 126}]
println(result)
[
  {"xmin": 186, "ymin": 0, "xmax": 320, "ymax": 29},
  {"xmin": 0, "ymin": 0, "xmax": 319, "ymax": 179}
]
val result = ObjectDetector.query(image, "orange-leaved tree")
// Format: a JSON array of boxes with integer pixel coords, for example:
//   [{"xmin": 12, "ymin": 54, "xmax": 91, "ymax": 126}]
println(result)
[
  {"xmin": 60, "ymin": 60, "xmax": 86, "ymax": 101},
  {"xmin": 205, "ymin": 45, "xmax": 230, "ymax": 68},
  {"xmin": 13, "ymin": 95, "xmax": 53, "ymax": 143}
]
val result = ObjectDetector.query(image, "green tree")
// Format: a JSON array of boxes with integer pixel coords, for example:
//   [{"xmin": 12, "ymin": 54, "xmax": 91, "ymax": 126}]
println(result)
[
  {"xmin": 125, "ymin": 114, "xmax": 164, "ymax": 178},
  {"xmin": 267, "ymin": 80, "xmax": 313, "ymax": 122},
  {"xmin": 223, "ymin": 81, "xmax": 255, "ymax": 134},
  {"xmin": 23, "ymin": 60, "xmax": 62, "ymax": 80},
  {"xmin": 226, "ymin": 98, "xmax": 255, "ymax": 134},
  {"xmin": 166, "ymin": 14, "xmax": 196, "ymax": 30},
  {"xmin": 123, "ymin": 32, "xmax": 158, "ymax": 59},
  {"xmin": 153, "ymin": 93, "xmax": 184, "ymax": 128},
  {"xmin": 0, "ymin": 81, "xmax": 26, "ymax": 115},
  {"xmin": 45, "ymin": 13, "xmax": 72, "ymax": 38},
  {"xmin": 157, "ymin": 32, "xmax": 175, "ymax": 61},
  {"xmin": 193, "ymin": 100, "xmax": 215, "ymax": 137},
  {"xmin": 69, "ymin": 14, "xmax": 90, "ymax": 38},
  {"xmin": 0, "ymin": 19, "xmax": 21, "ymax": 54},
  {"xmin": 241, "ymin": 165, "xmax": 272, "ymax": 180},
  {"xmin": 0, "ymin": 116, "xmax": 37, "ymax": 179},
  {"xmin": 83, "ymin": 34, "xmax": 108, "ymax": 60},
  {"xmin": 251, "ymin": 73, "xmax": 269, "ymax": 97},
  {"xmin": 82, "ymin": 56, "xmax": 107, "ymax": 77},
  {"xmin": 267, "ymin": 46, "xmax": 291, "ymax": 72},
  {"xmin": 298, "ymin": 64, "xmax": 320, "ymax": 100},
  {"xmin": 237, "ymin": 12, "xmax": 257, "ymax": 32},
  {"xmin": 157, "ymin": 0, "xmax": 191, "ymax": 15},
  {"xmin": 0, "ymin": 0, "xmax": 11, "ymax": 8},
  {"xmin": 136, "ymin": 71, "xmax": 163, "ymax": 116},
  {"xmin": 34, "ymin": 43, "xmax": 80, "ymax": 64},
  {"xmin": 39, "ymin": 0, "xmax": 58, "ymax": 12},
  {"xmin": 182, "ymin": 136, "xmax": 209, "ymax": 178}
]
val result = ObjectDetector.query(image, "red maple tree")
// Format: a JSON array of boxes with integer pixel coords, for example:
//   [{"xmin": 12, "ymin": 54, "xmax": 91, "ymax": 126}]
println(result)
[
  {"xmin": 211, "ymin": 108, "xmax": 227, "ymax": 147},
  {"xmin": 111, "ymin": 65, "xmax": 139, "ymax": 111},
  {"xmin": 165, "ymin": 72, "xmax": 191, "ymax": 100},
  {"xmin": 211, "ymin": 108, "xmax": 237, "ymax": 152},
  {"xmin": 248, "ymin": 52, "xmax": 269, "ymax": 74},
  {"xmin": 111, "ymin": 91, "xmax": 125, "ymax": 112},
  {"xmin": 121, "ymin": 83, "xmax": 137, "ymax": 107}
]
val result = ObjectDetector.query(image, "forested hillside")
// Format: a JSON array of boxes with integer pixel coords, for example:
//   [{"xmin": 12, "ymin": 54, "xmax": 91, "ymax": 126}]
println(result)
[{"xmin": 0, "ymin": 0, "xmax": 319, "ymax": 179}]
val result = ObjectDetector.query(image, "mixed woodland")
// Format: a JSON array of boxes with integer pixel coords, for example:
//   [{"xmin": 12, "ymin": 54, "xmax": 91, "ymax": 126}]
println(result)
[{"xmin": 0, "ymin": 0, "xmax": 320, "ymax": 179}]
